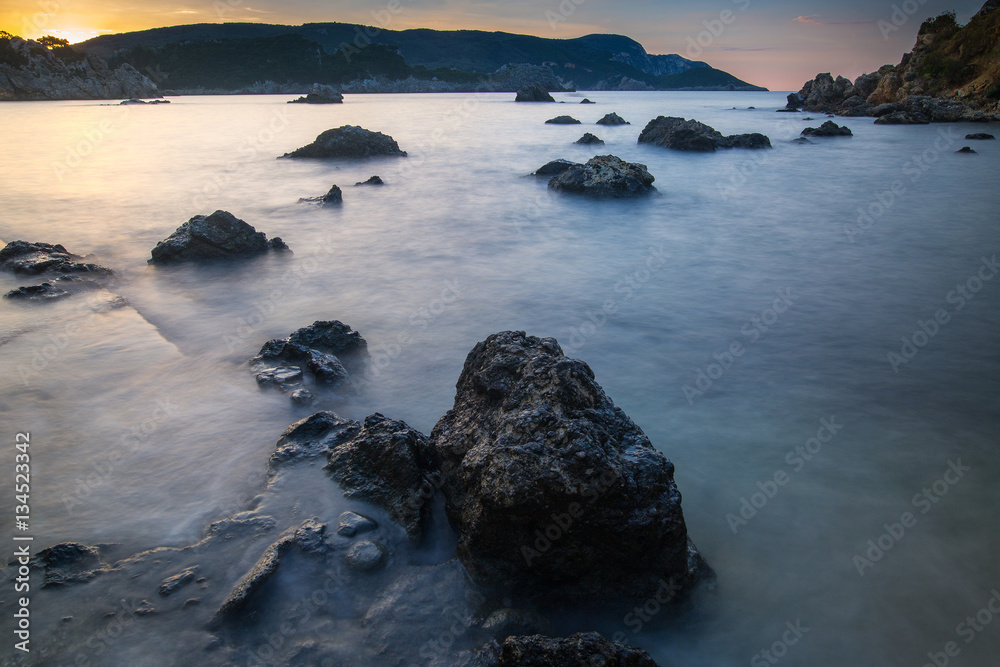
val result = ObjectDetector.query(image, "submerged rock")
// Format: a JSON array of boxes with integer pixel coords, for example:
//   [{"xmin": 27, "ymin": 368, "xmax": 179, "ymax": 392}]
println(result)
[
  {"xmin": 4, "ymin": 282, "xmax": 70, "ymax": 301},
  {"xmin": 325, "ymin": 413, "xmax": 431, "ymax": 538},
  {"xmin": 337, "ymin": 511, "xmax": 378, "ymax": 537},
  {"xmin": 426, "ymin": 331, "xmax": 712, "ymax": 611},
  {"xmin": 269, "ymin": 411, "xmax": 361, "ymax": 473},
  {"xmin": 637, "ymin": 116, "xmax": 771, "ymax": 151},
  {"xmin": 596, "ymin": 112, "xmax": 630, "ymax": 126},
  {"xmin": 0, "ymin": 240, "xmax": 114, "ymax": 276},
  {"xmin": 956, "ymin": 146, "xmax": 978, "ymax": 153},
  {"xmin": 545, "ymin": 115, "xmax": 581, "ymax": 125},
  {"xmin": 472, "ymin": 632, "xmax": 659, "ymax": 666},
  {"xmin": 280, "ymin": 125, "xmax": 407, "ymax": 159},
  {"xmin": 30, "ymin": 543, "xmax": 105, "ymax": 587},
  {"xmin": 966, "ymin": 133, "xmax": 995, "ymax": 140},
  {"xmin": 580, "ymin": 98, "xmax": 595, "ymax": 104},
  {"xmin": 148, "ymin": 210, "xmax": 288, "ymax": 264},
  {"xmin": 345, "ymin": 540, "xmax": 387, "ymax": 572},
  {"xmin": 534, "ymin": 159, "xmax": 580, "ymax": 176},
  {"xmin": 288, "ymin": 83, "xmax": 344, "ymax": 104},
  {"xmin": 801, "ymin": 120, "xmax": 853, "ymax": 137},
  {"xmin": 515, "ymin": 84, "xmax": 555, "ymax": 102},
  {"xmin": 159, "ymin": 566, "xmax": 198, "ymax": 597},
  {"xmin": 575, "ymin": 133, "xmax": 605, "ymax": 145},
  {"xmin": 548, "ymin": 155, "xmax": 655, "ymax": 198}
]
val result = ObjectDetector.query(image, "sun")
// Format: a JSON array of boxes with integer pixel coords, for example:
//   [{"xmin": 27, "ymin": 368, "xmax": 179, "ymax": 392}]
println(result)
[{"xmin": 36, "ymin": 27, "xmax": 106, "ymax": 44}]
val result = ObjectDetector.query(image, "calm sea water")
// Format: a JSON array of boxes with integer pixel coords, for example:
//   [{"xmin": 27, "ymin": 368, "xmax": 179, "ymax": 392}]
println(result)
[{"xmin": 1, "ymin": 91, "xmax": 998, "ymax": 665}]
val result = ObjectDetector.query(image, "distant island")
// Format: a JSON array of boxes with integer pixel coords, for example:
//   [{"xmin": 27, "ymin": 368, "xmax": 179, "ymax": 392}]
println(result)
[{"xmin": 1, "ymin": 23, "xmax": 766, "ymax": 100}]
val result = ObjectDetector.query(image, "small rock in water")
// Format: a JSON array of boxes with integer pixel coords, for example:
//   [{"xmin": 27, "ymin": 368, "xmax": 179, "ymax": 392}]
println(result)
[
  {"xmin": 965, "ymin": 133, "xmax": 995, "ymax": 140},
  {"xmin": 321, "ymin": 185, "xmax": 343, "ymax": 205},
  {"xmin": 956, "ymin": 146, "xmax": 977, "ymax": 153},
  {"xmin": 345, "ymin": 540, "xmax": 387, "ymax": 572},
  {"xmin": 148, "ymin": 210, "xmax": 288, "ymax": 264},
  {"xmin": 791, "ymin": 137, "xmax": 814, "ymax": 144},
  {"xmin": 288, "ymin": 83, "xmax": 344, "ymax": 104},
  {"xmin": 355, "ymin": 175, "xmax": 384, "ymax": 186},
  {"xmin": 574, "ymin": 133, "xmax": 604, "ymax": 145},
  {"xmin": 548, "ymin": 155, "xmax": 655, "ymax": 198},
  {"xmin": 134, "ymin": 600, "xmax": 157, "ymax": 616},
  {"xmin": 337, "ymin": 511, "xmax": 378, "ymax": 537},
  {"xmin": 514, "ymin": 84, "xmax": 555, "ymax": 102},
  {"xmin": 596, "ymin": 112, "xmax": 629, "ymax": 126},
  {"xmin": 0, "ymin": 240, "xmax": 114, "ymax": 276},
  {"xmin": 290, "ymin": 388, "xmax": 314, "ymax": 406},
  {"xmin": 4, "ymin": 282, "xmax": 70, "ymax": 301},
  {"xmin": 580, "ymin": 98, "xmax": 595, "ymax": 104},
  {"xmin": 159, "ymin": 566, "xmax": 199, "ymax": 597},
  {"xmin": 281, "ymin": 125, "xmax": 407, "ymax": 159},
  {"xmin": 545, "ymin": 115, "xmax": 582, "ymax": 125},
  {"xmin": 183, "ymin": 598, "xmax": 201, "ymax": 609},
  {"xmin": 255, "ymin": 366, "xmax": 304, "ymax": 390},
  {"xmin": 638, "ymin": 116, "xmax": 771, "ymax": 151},
  {"xmin": 801, "ymin": 120, "xmax": 853, "ymax": 137}
]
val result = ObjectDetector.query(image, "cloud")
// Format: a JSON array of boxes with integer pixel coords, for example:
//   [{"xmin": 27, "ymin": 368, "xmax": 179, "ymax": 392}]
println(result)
[
  {"xmin": 793, "ymin": 15, "xmax": 872, "ymax": 26},
  {"xmin": 793, "ymin": 15, "xmax": 822, "ymax": 25}
]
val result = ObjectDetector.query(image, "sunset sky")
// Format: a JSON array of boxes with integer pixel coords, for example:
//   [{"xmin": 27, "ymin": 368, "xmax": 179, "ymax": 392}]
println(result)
[{"xmin": 3, "ymin": 0, "xmax": 989, "ymax": 90}]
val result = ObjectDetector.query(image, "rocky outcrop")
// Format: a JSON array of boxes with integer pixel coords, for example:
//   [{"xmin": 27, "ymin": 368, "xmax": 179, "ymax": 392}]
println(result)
[
  {"xmin": 4, "ymin": 275, "xmax": 103, "ymax": 302},
  {"xmin": 148, "ymin": 210, "xmax": 288, "ymax": 264},
  {"xmin": 268, "ymin": 411, "xmax": 362, "ymax": 473},
  {"xmin": 638, "ymin": 116, "xmax": 771, "ymax": 151},
  {"xmin": 575, "ymin": 133, "xmax": 604, "ymax": 145},
  {"xmin": 355, "ymin": 175, "xmax": 385, "ymax": 185},
  {"xmin": 326, "ymin": 413, "xmax": 432, "ymax": 538},
  {"xmin": 280, "ymin": 125, "xmax": 407, "ymax": 159},
  {"xmin": 548, "ymin": 155, "xmax": 655, "ymax": 198},
  {"xmin": 515, "ymin": 84, "xmax": 555, "ymax": 102},
  {"xmin": 471, "ymin": 632, "xmax": 659, "ymax": 667},
  {"xmin": 0, "ymin": 35, "xmax": 159, "ymax": 101},
  {"xmin": 251, "ymin": 320, "xmax": 368, "ymax": 399},
  {"xmin": 425, "ymin": 331, "xmax": 711, "ymax": 611},
  {"xmin": 288, "ymin": 83, "xmax": 343, "ymax": 104},
  {"xmin": 596, "ymin": 112, "xmax": 630, "ymax": 126},
  {"xmin": 534, "ymin": 159, "xmax": 579, "ymax": 176},
  {"xmin": 30, "ymin": 543, "xmax": 106, "ymax": 587},
  {"xmin": 0, "ymin": 241, "xmax": 114, "ymax": 276},
  {"xmin": 545, "ymin": 115, "xmax": 581, "ymax": 125},
  {"xmin": 801, "ymin": 120, "xmax": 853, "ymax": 137}
]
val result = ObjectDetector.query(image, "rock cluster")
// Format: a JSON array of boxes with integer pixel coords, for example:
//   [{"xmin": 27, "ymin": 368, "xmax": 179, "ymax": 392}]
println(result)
[
  {"xmin": 548, "ymin": 155, "xmax": 655, "ymax": 198},
  {"xmin": 148, "ymin": 210, "xmax": 288, "ymax": 264},
  {"xmin": 638, "ymin": 116, "xmax": 771, "ymax": 151}
]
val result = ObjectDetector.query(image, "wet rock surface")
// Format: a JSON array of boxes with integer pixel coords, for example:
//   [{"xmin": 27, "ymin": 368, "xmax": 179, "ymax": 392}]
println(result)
[
  {"xmin": 288, "ymin": 83, "xmax": 344, "ymax": 104},
  {"xmin": 470, "ymin": 632, "xmax": 660, "ymax": 666},
  {"xmin": 148, "ymin": 210, "xmax": 288, "ymax": 264},
  {"xmin": 575, "ymin": 132, "xmax": 605, "ymax": 145},
  {"xmin": 280, "ymin": 125, "xmax": 407, "ymax": 159},
  {"xmin": 337, "ymin": 511, "xmax": 378, "ymax": 537},
  {"xmin": 269, "ymin": 411, "xmax": 362, "ymax": 473},
  {"xmin": 548, "ymin": 155, "xmax": 655, "ymax": 198},
  {"xmin": 638, "ymin": 116, "xmax": 771, "ymax": 151},
  {"xmin": 801, "ymin": 120, "xmax": 853, "ymax": 137},
  {"xmin": 596, "ymin": 112, "xmax": 630, "ymax": 126},
  {"xmin": 0, "ymin": 240, "xmax": 114, "ymax": 276},
  {"xmin": 426, "ymin": 331, "xmax": 712, "ymax": 611},
  {"xmin": 30, "ymin": 542, "xmax": 106, "ymax": 587}
]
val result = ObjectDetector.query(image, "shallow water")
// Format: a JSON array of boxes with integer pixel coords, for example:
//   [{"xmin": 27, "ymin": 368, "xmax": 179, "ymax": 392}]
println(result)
[{"xmin": 1, "ymin": 91, "xmax": 998, "ymax": 665}]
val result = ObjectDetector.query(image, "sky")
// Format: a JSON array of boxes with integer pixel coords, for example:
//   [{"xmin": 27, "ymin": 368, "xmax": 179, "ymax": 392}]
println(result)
[{"xmin": 2, "ymin": 0, "xmax": 990, "ymax": 90}]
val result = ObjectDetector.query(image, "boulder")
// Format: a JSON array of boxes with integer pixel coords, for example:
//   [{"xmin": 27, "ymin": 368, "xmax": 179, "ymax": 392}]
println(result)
[
  {"xmin": 515, "ymin": 84, "xmax": 555, "ymax": 102},
  {"xmin": 288, "ymin": 83, "xmax": 344, "ymax": 104},
  {"xmin": 637, "ymin": 116, "xmax": 771, "ymax": 151},
  {"xmin": 545, "ymin": 115, "xmax": 582, "ymax": 125},
  {"xmin": 148, "ymin": 211, "xmax": 288, "ymax": 264},
  {"xmin": 548, "ymin": 155, "xmax": 655, "ymax": 198},
  {"xmin": 251, "ymin": 321, "xmax": 368, "ymax": 398},
  {"xmin": 596, "ymin": 112, "xmax": 630, "ymax": 126},
  {"xmin": 325, "ymin": 413, "xmax": 432, "ymax": 538},
  {"xmin": 471, "ymin": 632, "xmax": 659, "ymax": 667},
  {"xmin": 534, "ymin": 159, "xmax": 580, "ymax": 176},
  {"xmin": 575, "ymin": 133, "xmax": 605, "ymax": 145},
  {"xmin": 345, "ymin": 540, "xmax": 387, "ymax": 572},
  {"xmin": 801, "ymin": 120, "xmax": 853, "ymax": 137},
  {"xmin": 322, "ymin": 184, "xmax": 343, "ymax": 205},
  {"xmin": 0, "ymin": 241, "xmax": 114, "ymax": 276},
  {"xmin": 966, "ymin": 133, "xmax": 995, "ymax": 140},
  {"xmin": 425, "ymin": 331, "xmax": 712, "ymax": 611},
  {"xmin": 355, "ymin": 175, "xmax": 385, "ymax": 185},
  {"xmin": 280, "ymin": 125, "xmax": 407, "ymax": 159}
]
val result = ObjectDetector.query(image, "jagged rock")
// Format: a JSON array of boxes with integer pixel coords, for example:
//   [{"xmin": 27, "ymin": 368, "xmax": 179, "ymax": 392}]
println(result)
[
  {"xmin": 355, "ymin": 175, "xmax": 385, "ymax": 185},
  {"xmin": 471, "ymin": 632, "xmax": 659, "ymax": 667},
  {"xmin": 4, "ymin": 282, "xmax": 70, "ymax": 301},
  {"xmin": 596, "ymin": 112, "xmax": 630, "ymax": 126},
  {"xmin": 966, "ymin": 133, "xmax": 995, "ymax": 139},
  {"xmin": 575, "ymin": 133, "xmax": 604, "ymax": 145},
  {"xmin": 545, "ymin": 115, "xmax": 581, "ymax": 125},
  {"xmin": 345, "ymin": 541, "xmax": 387, "ymax": 572},
  {"xmin": 148, "ymin": 211, "xmax": 288, "ymax": 263},
  {"xmin": 159, "ymin": 567, "xmax": 199, "ymax": 597},
  {"xmin": 280, "ymin": 125, "xmax": 407, "ymax": 159},
  {"xmin": 0, "ymin": 241, "xmax": 114, "ymax": 276},
  {"xmin": 337, "ymin": 511, "xmax": 378, "ymax": 537},
  {"xmin": 0, "ymin": 35, "xmax": 159, "ymax": 101},
  {"xmin": 957, "ymin": 146, "xmax": 978, "ymax": 153},
  {"xmin": 548, "ymin": 155, "xmax": 655, "ymax": 198},
  {"xmin": 783, "ymin": 92, "xmax": 803, "ymax": 110},
  {"xmin": 801, "ymin": 120, "xmax": 853, "ymax": 137},
  {"xmin": 30, "ymin": 543, "xmax": 104, "ymax": 587},
  {"xmin": 425, "ymin": 331, "xmax": 712, "ymax": 611},
  {"xmin": 288, "ymin": 83, "xmax": 344, "ymax": 104},
  {"xmin": 515, "ymin": 84, "xmax": 555, "ymax": 102},
  {"xmin": 534, "ymin": 159, "xmax": 579, "ymax": 176},
  {"xmin": 637, "ymin": 116, "xmax": 771, "ymax": 151},
  {"xmin": 269, "ymin": 412, "xmax": 361, "ymax": 472},
  {"xmin": 325, "ymin": 413, "xmax": 431, "ymax": 538},
  {"xmin": 322, "ymin": 185, "xmax": 343, "ymax": 205}
]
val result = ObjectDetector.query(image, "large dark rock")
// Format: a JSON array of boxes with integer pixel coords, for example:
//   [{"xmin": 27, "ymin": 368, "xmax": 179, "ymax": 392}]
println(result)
[
  {"xmin": 326, "ymin": 413, "xmax": 432, "ymax": 538},
  {"xmin": 288, "ymin": 83, "xmax": 344, "ymax": 104},
  {"xmin": 596, "ymin": 112, "xmax": 630, "ymax": 126},
  {"xmin": 280, "ymin": 125, "xmax": 407, "ymax": 159},
  {"xmin": 0, "ymin": 241, "xmax": 114, "ymax": 276},
  {"xmin": 534, "ymin": 159, "xmax": 580, "ymax": 176},
  {"xmin": 471, "ymin": 632, "xmax": 659, "ymax": 667},
  {"xmin": 426, "ymin": 331, "xmax": 711, "ymax": 611},
  {"xmin": 148, "ymin": 210, "xmax": 287, "ymax": 264},
  {"xmin": 545, "ymin": 115, "xmax": 581, "ymax": 125},
  {"xmin": 515, "ymin": 84, "xmax": 555, "ymax": 102},
  {"xmin": 637, "ymin": 116, "xmax": 771, "ymax": 151},
  {"xmin": 801, "ymin": 120, "xmax": 853, "ymax": 137},
  {"xmin": 548, "ymin": 155, "xmax": 655, "ymax": 198}
]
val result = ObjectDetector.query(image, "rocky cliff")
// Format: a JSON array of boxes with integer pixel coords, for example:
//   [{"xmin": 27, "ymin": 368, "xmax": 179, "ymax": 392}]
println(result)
[{"xmin": 0, "ymin": 34, "xmax": 159, "ymax": 101}]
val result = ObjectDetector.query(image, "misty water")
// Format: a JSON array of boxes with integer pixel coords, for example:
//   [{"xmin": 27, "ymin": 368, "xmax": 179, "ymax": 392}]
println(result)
[{"xmin": 1, "ymin": 91, "xmax": 998, "ymax": 666}]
